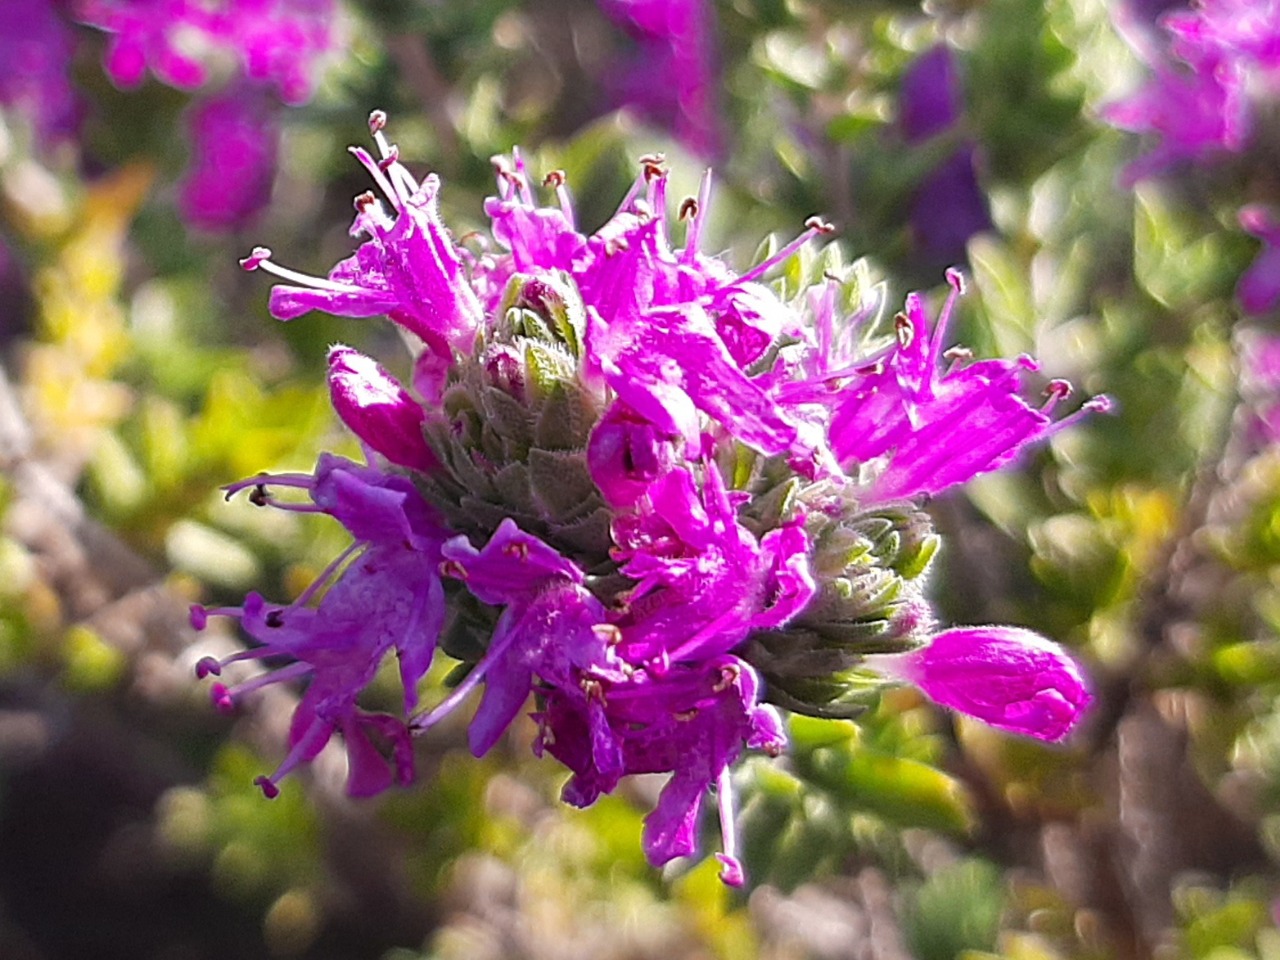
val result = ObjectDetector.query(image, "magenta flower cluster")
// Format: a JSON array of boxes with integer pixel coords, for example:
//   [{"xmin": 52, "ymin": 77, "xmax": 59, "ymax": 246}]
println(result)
[
  {"xmin": 1104, "ymin": 0, "xmax": 1280, "ymax": 315},
  {"xmin": 0, "ymin": 0, "xmax": 332, "ymax": 231},
  {"xmin": 194, "ymin": 116, "xmax": 1101, "ymax": 884},
  {"xmin": 1103, "ymin": 0, "xmax": 1280, "ymax": 181}
]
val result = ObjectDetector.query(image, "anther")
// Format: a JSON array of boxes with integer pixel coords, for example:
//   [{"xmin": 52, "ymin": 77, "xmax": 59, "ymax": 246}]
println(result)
[
  {"xmin": 894, "ymin": 313, "xmax": 914, "ymax": 347},
  {"xmin": 189, "ymin": 604, "xmax": 209, "ymax": 630},
  {"xmin": 679, "ymin": 197, "xmax": 699, "ymax": 220},
  {"xmin": 368, "ymin": 110, "xmax": 388, "ymax": 134},
  {"xmin": 438, "ymin": 560, "xmax": 469, "ymax": 581},
  {"xmin": 581, "ymin": 678, "xmax": 604, "ymax": 702},
  {"xmin": 712, "ymin": 663, "xmax": 741, "ymax": 693},
  {"xmin": 804, "ymin": 215, "xmax": 836, "ymax": 234},
  {"xmin": 377, "ymin": 145, "xmax": 400, "ymax": 171},
  {"xmin": 354, "ymin": 190, "xmax": 378, "ymax": 211},
  {"xmin": 944, "ymin": 266, "xmax": 966, "ymax": 294},
  {"xmin": 211, "ymin": 683, "xmax": 235, "ymax": 715},
  {"xmin": 239, "ymin": 246, "xmax": 272, "ymax": 271},
  {"xmin": 254, "ymin": 775, "xmax": 281, "ymax": 799},
  {"xmin": 674, "ymin": 708, "xmax": 699, "ymax": 722},
  {"xmin": 248, "ymin": 484, "xmax": 269, "ymax": 507},
  {"xmin": 503, "ymin": 541, "xmax": 530, "ymax": 560},
  {"xmin": 592, "ymin": 624, "xmax": 624, "ymax": 646},
  {"xmin": 543, "ymin": 169, "xmax": 566, "ymax": 188},
  {"xmin": 265, "ymin": 610, "xmax": 285, "ymax": 628},
  {"xmin": 1045, "ymin": 379, "xmax": 1072, "ymax": 401},
  {"xmin": 195, "ymin": 656, "xmax": 222, "ymax": 679},
  {"xmin": 604, "ymin": 236, "xmax": 630, "ymax": 256},
  {"xmin": 943, "ymin": 346, "xmax": 973, "ymax": 363}
]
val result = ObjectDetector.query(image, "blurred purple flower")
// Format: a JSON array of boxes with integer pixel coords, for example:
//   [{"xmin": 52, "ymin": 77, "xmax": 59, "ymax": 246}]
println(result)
[
  {"xmin": 898, "ymin": 45, "xmax": 992, "ymax": 265},
  {"xmin": 77, "ymin": 0, "xmax": 335, "ymax": 104},
  {"xmin": 1238, "ymin": 204, "xmax": 1280, "ymax": 316},
  {"xmin": 177, "ymin": 86, "xmax": 279, "ymax": 231},
  {"xmin": 0, "ymin": 0, "xmax": 81, "ymax": 143},
  {"xmin": 201, "ymin": 121, "xmax": 1103, "ymax": 882},
  {"xmin": 599, "ymin": 0, "xmax": 721, "ymax": 158},
  {"xmin": 1102, "ymin": 0, "xmax": 1280, "ymax": 181}
]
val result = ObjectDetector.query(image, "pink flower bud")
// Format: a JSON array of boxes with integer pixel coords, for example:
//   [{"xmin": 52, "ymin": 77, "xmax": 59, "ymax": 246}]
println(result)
[
  {"xmin": 327, "ymin": 346, "xmax": 437, "ymax": 472},
  {"xmin": 869, "ymin": 626, "xmax": 1091, "ymax": 742}
]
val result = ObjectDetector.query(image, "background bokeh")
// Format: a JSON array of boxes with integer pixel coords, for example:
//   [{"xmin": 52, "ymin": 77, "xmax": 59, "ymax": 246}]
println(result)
[{"xmin": 2, "ymin": 0, "xmax": 1280, "ymax": 958}]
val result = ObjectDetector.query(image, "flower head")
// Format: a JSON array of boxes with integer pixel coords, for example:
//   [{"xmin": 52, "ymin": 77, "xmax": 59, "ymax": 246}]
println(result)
[{"xmin": 201, "ymin": 118, "xmax": 1103, "ymax": 882}]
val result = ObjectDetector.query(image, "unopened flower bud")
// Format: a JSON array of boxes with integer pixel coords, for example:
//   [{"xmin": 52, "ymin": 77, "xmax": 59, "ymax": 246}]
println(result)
[
  {"xmin": 866, "ymin": 626, "xmax": 1092, "ymax": 742},
  {"xmin": 327, "ymin": 346, "xmax": 437, "ymax": 472}
]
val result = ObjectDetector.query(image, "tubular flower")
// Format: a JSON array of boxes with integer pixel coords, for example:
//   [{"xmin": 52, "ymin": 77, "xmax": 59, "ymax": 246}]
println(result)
[{"xmin": 196, "ymin": 115, "xmax": 1105, "ymax": 884}]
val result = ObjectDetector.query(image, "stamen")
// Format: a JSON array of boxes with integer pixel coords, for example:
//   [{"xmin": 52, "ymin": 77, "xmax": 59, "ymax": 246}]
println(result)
[
  {"xmin": 195, "ymin": 656, "xmax": 222, "ymax": 679},
  {"xmin": 679, "ymin": 197, "xmax": 698, "ymax": 221},
  {"xmin": 592, "ymin": 624, "xmax": 623, "ymax": 646},
  {"xmin": 1042, "ymin": 379, "xmax": 1072, "ymax": 413},
  {"xmin": 542, "ymin": 169, "xmax": 565, "ymax": 188},
  {"xmin": 894, "ymin": 312, "xmax": 914, "ymax": 347},
  {"xmin": 240, "ymin": 246, "xmax": 272, "ymax": 271},
  {"xmin": 368, "ymin": 109, "xmax": 387, "ymax": 134},
  {"xmin": 438, "ymin": 559, "xmax": 469, "ymax": 581},
  {"xmin": 682, "ymin": 170, "xmax": 713, "ymax": 260},
  {"xmin": 239, "ymin": 245, "xmax": 371, "ymax": 295},
  {"xmin": 734, "ymin": 220, "xmax": 828, "ymax": 286},
  {"xmin": 349, "ymin": 145, "xmax": 404, "ymax": 212},
  {"xmin": 410, "ymin": 625, "xmax": 523, "ymax": 734},
  {"xmin": 712, "ymin": 662, "xmax": 740, "ymax": 693},
  {"xmin": 377, "ymin": 144, "xmax": 400, "ymax": 171},
  {"xmin": 714, "ymin": 766, "xmax": 745, "ymax": 887},
  {"xmin": 289, "ymin": 542, "xmax": 363, "ymax": 609},
  {"xmin": 640, "ymin": 152, "xmax": 666, "ymax": 182},
  {"xmin": 223, "ymin": 471, "xmax": 316, "ymax": 500},
  {"xmin": 254, "ymin": 775, "xmax": 280, "ymax": 799}
]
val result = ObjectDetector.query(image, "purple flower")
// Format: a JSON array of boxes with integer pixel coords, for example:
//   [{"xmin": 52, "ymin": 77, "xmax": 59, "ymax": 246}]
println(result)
[
  {"xmin": 1238, "ymin": 205, "xmax": 1280, "ymax": 315},
  {"xmin": 825, "ymin": 271, "xmax": 1111, "ymax": 501},
  {"xmin": 77, "ymin": 0, "xmax": 335, "ymax": 104},
  {"xmin": 1101, "ymin": 0, "xmax": 1280, "ymax": 181},
  {"xmin": 538, "ymin": 655, "xmax": 785, "ymax": 885},
  {"xmin": 866, "ymin": 626, "xmax": 1092, "ymax": 742},
  {"xmin": 0, "ymin": 0, "xmax": 81, "ymax": 144},
  {"xmin": 192, "ymin": 454, "xmax": 447, "ymax": 796},
  {"xmin": 177, "ymin": 87, "xmax": 279, "ymax": 232},
  {"xmin": 899, "ymin": 45, "xmax": 964, "ymax": 141},
  {"xmin": 206, "ymin": 122, "xmax": 1104, "ymax": 882},
  {"xmin": 598, "ymin": 0, "xmax": 722, "ymax": 158},
  {"xmin": 898, "ymin": 46, "xmax": 993, "ymax": 265}
]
